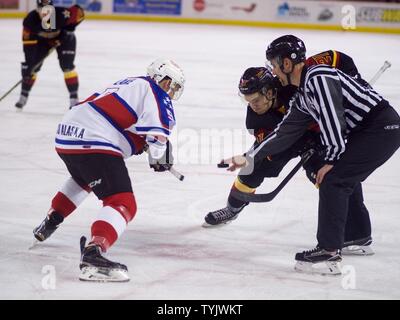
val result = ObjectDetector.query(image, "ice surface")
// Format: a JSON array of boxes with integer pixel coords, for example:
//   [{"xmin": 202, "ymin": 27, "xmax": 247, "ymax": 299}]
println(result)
[{"xmin": 0, "ymin": 19, "xmax": 399, "ymax": 299}]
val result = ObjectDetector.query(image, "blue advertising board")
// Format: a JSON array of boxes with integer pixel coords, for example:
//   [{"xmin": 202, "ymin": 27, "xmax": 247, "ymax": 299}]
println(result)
[
  {"xmin": 113, "ymin": 0, "xmax": 181, "ymax": 16},
  {"xmin": 52, "ymin": 0, "xmax": 102, "ymax": 12}
]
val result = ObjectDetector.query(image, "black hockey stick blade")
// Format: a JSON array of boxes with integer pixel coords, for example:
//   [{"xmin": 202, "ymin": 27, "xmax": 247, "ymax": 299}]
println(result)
[{"xmin": 231, "ymin": 149, "xmax": 315, "ymax": 203}]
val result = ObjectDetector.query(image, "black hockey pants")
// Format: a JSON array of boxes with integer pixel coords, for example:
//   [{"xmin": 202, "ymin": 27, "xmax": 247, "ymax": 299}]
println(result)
[{"xmin": 317, "ymin": 102, "xmax": 400, "ymax": 249}]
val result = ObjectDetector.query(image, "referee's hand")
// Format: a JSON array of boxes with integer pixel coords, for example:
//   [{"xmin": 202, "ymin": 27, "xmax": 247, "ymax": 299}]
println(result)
[{"xmin": 316, "ymin": 164, "xmax": 334, "ymax": 186}]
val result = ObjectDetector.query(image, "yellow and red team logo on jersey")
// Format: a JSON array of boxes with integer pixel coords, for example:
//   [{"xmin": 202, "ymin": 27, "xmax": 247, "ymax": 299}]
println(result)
[
  {"xmin": 309, "ymin": 52, "xmax": 333, "ymax": 66},
  {"xmin": 308, "ymin": 51, "xmax": 339, "ymax": 68},
  {"xmin": 256, "ymin": 130, "xmax": 265, "ymax": 143}
]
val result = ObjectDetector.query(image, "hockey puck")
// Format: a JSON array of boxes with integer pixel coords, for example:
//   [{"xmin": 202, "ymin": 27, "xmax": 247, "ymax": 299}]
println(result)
[{"xmin": 217, "ymin": 162, "xmax": 229, "ymax": 168}]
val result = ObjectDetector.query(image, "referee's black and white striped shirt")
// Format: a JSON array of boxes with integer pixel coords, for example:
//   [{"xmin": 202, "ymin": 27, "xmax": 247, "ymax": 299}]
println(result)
[{"xmin": 247, "ymin": 64, "xmax": 384, "ymax": 165}]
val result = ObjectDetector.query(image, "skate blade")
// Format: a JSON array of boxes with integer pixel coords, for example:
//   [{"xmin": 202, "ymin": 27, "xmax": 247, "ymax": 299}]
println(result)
[
  {"xmin": 342, "ymin": 245, "xmax": 374, "ymax": 256},
  {"xmin": 202, "ymin": 220, "xmax": 233, "ymax": 228},
  {"xmin": 28, "ymin": 239, "xmax": 40, "ymax": 250},
  {"xmin": 79, "ymin": 266, "xmax": 130, "ymax": 282},
  {"xmin": 294, "ymin": 260, "xmax": 342, "ymax": 275}
]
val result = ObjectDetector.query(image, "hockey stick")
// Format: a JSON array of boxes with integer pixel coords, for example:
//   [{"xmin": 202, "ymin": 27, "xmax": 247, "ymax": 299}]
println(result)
[
  {"xmin": 369, "ymin": 60, "xmax": 391, "ymax": 86},
  {"xmin": 0, "ymin": 80, "xmax": 22, "ymax": 102},
  {"xmin": 231, "ymin": 149, "xmax": 315, "ymax": 203},
  {"xmin": 0, "ymin": 47, "xmax": 57, "ymax": 103},
  {"xmin": 168, "ymin": 166, "xmax": 185, "ymax": 181}
]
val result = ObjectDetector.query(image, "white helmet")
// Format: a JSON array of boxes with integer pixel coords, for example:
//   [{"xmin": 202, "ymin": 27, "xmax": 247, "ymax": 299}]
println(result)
[{"xmin": 147, "ymin": 59, "xmax": 185, "ymax": 100}]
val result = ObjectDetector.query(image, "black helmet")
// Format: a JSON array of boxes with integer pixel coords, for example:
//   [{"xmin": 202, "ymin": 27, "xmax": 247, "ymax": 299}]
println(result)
[
  {"xmin": 266, "ymin": 35, "xmax": 306, "ymax": 65},
  {"xmin": 37, "ymin": 0, "xmax": 53, "ymax": 7},
  {"xmin": 238, "ymin": 67, "xmax": 276, "ymax": 95}
]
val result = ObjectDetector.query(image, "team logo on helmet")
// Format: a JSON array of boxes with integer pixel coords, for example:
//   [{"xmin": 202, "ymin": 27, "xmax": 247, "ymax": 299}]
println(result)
[{"xmin": 238, "ymin": 67, "xmax": 277, "ymax": 96}]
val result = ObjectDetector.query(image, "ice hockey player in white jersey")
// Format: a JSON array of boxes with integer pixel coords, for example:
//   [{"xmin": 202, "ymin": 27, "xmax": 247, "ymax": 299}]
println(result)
[{"xmin": 32, "ymin": 59, "xmax": 185, "ymax": 282}]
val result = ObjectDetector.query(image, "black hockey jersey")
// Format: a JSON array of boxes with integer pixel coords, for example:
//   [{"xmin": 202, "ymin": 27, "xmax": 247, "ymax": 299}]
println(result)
[{"xmin": 22, "ymin": 5, "xmax": 84, "ymax": 46}]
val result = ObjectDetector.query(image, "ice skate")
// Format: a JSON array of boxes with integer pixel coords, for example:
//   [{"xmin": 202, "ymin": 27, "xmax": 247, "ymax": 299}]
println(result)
[
  {"xmin": 294, "ymin": 246, "xmax": 342, "ymax": 275},
  {"xmin": 15, "ymin": 94, "xmax": 28, "ymax": 110},
  {"xmin": 79, "ymin": 236, "xmax": 129, "ymax": 282},
  {"xmin": 342, "ymin": 236, "xmax": 374, "ymax": 256},
  {"xmin": 33, "ymin": 211, "xmax": 64, "ymax": 242},
  {"xmin": 202, "ymin": 204, "xmax": 245, "ymax": 228}
]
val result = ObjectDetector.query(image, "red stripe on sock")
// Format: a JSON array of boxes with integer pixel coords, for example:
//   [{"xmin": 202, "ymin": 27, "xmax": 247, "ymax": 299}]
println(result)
[
  {"xmin": 51, "ymin": 192, "xmax": 76, "ymax": 218},
  {"xmin": 91, "ymin": 220, "xmax": 118, "ymax": 252},
  {"xmin": 65, "ymin": 76, "xmax": 78, "ymax": 86}
]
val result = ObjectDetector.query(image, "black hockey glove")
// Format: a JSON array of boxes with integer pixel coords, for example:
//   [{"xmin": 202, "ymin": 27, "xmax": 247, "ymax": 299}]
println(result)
[
  {"xmin": 302, "ymin": 149, "xmax": 325, "ymax": 185},
  {"xmin": 148, "ymin": 141, "xmax": 174, "ymax": 172}
]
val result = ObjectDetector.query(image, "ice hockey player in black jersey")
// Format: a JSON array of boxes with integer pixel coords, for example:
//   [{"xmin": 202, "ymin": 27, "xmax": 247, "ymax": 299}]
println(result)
[
  {"xmin": 203, "ymin": 66, "xmax": 321, "ymax": 226},
  {"xmin": 230, "ymin": 35, "xmax": 400, "ymax": 274},
  {"xmin": 15, "ymin": 0, "xmax": 84, "ymax": 110}
]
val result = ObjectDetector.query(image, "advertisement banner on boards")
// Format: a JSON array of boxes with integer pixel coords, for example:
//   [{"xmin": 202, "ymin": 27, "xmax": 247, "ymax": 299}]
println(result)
[
  {"xmin": 0, "ymin": 0, "xmax": 19, "ymax": 10},
  {"xmin": 52, "ymin": 0, "xmax": 104, "ymax": 13},
  {"xmin": 182, "ymin": 0, "xmax": 400, "ymax": 29},
  {"xmin": 113, "ymin": 0, "xmax": 182, "ymax": 16},
  {"xmin": 182, "ymin": 0, "xmax": 263, "ymax": 20}
]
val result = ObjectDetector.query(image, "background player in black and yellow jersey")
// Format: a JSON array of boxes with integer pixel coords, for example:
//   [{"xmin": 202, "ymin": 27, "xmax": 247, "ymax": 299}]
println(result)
[{"xmin": 15, "ymin": 0, "xmax": 84, "ymax": 110}]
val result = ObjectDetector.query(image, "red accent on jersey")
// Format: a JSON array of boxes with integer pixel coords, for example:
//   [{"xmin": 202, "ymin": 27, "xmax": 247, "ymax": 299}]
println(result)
[
  {"xmin": 76, "ymin": 93, "xmax": 99, "ymax": 106},
  {"xmin": 56, "ymin": 147, "xmax": 123, "ymax": 157},
  {"xmin": 66, "ymin": 5, "xmax": 85, "ymax": 27},
  {"xmin": 91, "ymin": 94, "xmax": 138, "ymax": 129},
  {"xmin": 125, "ymin": 131, "xmax": 146, "ymax": 154},
  {"xmin": 51, "ymin": 191, "xmax": 76, "ymax": 218}
]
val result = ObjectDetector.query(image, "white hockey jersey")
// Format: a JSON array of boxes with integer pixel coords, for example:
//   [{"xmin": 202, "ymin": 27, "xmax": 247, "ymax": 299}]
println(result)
[{"xmin": 55, "ymin": 76, "xmax": 176, "ymax": 159}]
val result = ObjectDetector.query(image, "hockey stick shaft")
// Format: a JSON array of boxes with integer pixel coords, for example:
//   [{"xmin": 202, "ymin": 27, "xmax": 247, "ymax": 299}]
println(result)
[
  {"xmin": 231, "ymin": 149, "xmax": 315, "ymax": 203},
  {"xmin": 369, "ymin": 61, "xmax": 391, "ymax": 86},
  {"xmin": 0, "ymin": 80, "xmax": 22, "ymax": 102},
  {"xmin": 144, "ymin": 145, "xmax": 184, "ymax": 181},
  {"xmin": 168, "ymin": 166, "xmax": 185, "ymax": 181},
  {"xmin": 0, "ymin": 46, "xmax": 57, "ymax": 103}
]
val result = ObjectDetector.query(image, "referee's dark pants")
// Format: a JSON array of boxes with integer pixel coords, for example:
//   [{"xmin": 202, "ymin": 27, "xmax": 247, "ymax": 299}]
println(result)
[{"xmin": 317, "ymin": 102, "xmax": 400, "ymax": 249}]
